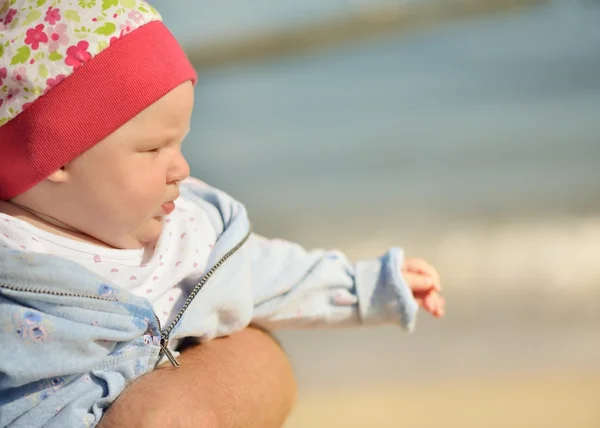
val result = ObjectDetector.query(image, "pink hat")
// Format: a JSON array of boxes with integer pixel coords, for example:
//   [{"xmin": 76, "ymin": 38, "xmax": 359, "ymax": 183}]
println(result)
[{"xmin": 0, "ymin": 0, "xmax": 197, "ymax": 199}]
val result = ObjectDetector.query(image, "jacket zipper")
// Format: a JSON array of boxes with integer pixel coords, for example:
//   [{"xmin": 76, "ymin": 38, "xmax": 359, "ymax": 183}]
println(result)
[
  {"xmin": 0, "ymin": 229, "xmax": 251, "ymax": 369},
  {"xmin": 159, "ymin": 230, "xmax": 251, "ymax": 366},
  {"xmin": 0, "ymin": 282, "xmax": 168, "ymax": 361}
]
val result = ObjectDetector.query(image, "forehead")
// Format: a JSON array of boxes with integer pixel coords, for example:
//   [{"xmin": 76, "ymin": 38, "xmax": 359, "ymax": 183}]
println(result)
[{"xmin": 130, "ymin": 82, "xmax": 195, "ymax": 132}]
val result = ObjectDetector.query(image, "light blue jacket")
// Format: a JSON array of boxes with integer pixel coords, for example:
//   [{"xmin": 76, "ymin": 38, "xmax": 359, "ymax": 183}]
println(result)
[{"xmin": 0, "ymin": 183, "xmax": 418, "ymax": 427}]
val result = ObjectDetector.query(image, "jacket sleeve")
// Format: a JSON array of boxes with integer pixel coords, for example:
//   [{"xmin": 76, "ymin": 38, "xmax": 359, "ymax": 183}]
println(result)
[
  {"xmin": 178, "ymin": 178, "xmax": 419, "ymax": 333},
  {"xmin": 248, "ymin": 234, "xmax": 419, "ymax": 331},
  {"xmin": 0, "ymin": 250, "xmax": 161, "ymax": 428}
]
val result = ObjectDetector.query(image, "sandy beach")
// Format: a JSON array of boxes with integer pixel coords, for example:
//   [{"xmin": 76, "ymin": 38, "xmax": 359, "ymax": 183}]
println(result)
[
  {"xmin": 278, "ymin": 288, "xmax": 600, "ymax": 427},
  {"xmin": 285, "ymin": 372, "xmax": 600, "ymax": 427}
]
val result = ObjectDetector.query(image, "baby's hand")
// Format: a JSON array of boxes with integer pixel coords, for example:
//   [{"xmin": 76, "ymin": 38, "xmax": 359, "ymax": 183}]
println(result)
[{"xmin": 401, "ymin": 258, "xmax": 445, "ymax": 318}]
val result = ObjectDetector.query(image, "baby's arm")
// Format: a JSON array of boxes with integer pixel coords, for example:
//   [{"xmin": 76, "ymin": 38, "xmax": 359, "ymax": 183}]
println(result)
[
  {"xmin": 248, "ymin": 234, "xmax": 420, "ymax": 331},
  {"xmin": 179, "ymin": 178, "xmax": 443, "ymax": 332}
]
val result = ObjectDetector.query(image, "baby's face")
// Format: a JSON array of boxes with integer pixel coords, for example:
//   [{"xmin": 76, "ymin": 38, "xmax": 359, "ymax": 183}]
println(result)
[{"xmin": 17, "ymin": 82, "xmax": 194, "ymax": 249}]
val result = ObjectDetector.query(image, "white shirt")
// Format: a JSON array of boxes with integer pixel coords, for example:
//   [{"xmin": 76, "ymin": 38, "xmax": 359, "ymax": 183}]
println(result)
[{"xmin": 0, "ymin": 196, "xmax": 217, "ymax": 329}]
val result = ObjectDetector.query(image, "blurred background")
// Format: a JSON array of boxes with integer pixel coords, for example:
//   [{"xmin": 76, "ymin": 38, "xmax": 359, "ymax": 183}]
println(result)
[{"xmin": 155, "ymin": 0, "xmax": 599, "ymax": 426}]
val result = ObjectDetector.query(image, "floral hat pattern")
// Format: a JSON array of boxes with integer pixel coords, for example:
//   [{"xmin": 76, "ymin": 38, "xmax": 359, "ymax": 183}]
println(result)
[{"xmin": 0, "ymin": 0, "xmax": 160, "ymax": 124}]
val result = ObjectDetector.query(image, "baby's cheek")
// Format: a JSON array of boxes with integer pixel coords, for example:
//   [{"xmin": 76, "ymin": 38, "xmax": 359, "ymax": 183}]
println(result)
[{"xmin": 120, "ymin": 194, "xmax": 157, "ymax": 222}]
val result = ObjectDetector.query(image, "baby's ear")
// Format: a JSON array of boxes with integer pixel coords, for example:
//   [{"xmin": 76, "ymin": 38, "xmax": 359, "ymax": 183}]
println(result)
[{"xmin": 46, "ymin": 167, "xmax": 69, "ymax": 183}]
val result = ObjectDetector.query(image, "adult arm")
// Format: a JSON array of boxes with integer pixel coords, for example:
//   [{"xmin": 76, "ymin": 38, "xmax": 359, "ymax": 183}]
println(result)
[{"xmin": 98, "ymin": 326, "xmax": 297, "ymax": 428}]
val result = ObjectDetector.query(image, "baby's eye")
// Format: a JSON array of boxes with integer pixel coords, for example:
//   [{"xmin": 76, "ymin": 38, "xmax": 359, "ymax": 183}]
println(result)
[
  {"xmin": 140, "ymin": 139, "xmax": 172, "ymax": 154},
  {"xmin": 146, "ymin": 147, "xmax": 163, "ymax": 154}
]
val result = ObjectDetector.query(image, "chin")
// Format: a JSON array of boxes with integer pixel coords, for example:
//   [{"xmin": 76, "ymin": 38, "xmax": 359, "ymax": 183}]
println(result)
[{"xmin": 138, "ymin": 219, "xmax": 165, "ymax": 244}]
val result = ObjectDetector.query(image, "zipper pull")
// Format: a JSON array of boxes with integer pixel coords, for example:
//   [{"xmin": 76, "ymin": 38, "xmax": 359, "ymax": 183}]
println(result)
[{"xmin": 160, "ymin": 339, "xmax": 180, "ymax": 368}]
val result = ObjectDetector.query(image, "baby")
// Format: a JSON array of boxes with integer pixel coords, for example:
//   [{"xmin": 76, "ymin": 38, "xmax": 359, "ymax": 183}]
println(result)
[{"xmin": 0, "ymin": 1, "xmax": 445, "ymax": 426}]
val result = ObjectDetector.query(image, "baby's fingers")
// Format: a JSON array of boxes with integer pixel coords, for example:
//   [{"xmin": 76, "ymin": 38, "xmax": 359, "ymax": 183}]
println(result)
[
  {"xmin": 415, "ymin": 292, "xmax": 446, "ymax": 318},
  {"xmin": 402, "ymin": 258, "xmax": 441, "ymax": 286},
  {"xmin": 402, "ymin": 271, "xmax": 440, "ymax": 293},
  {"xmin": 430, "ymin": 294, "xmax": 446, "ymax": 318}
]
